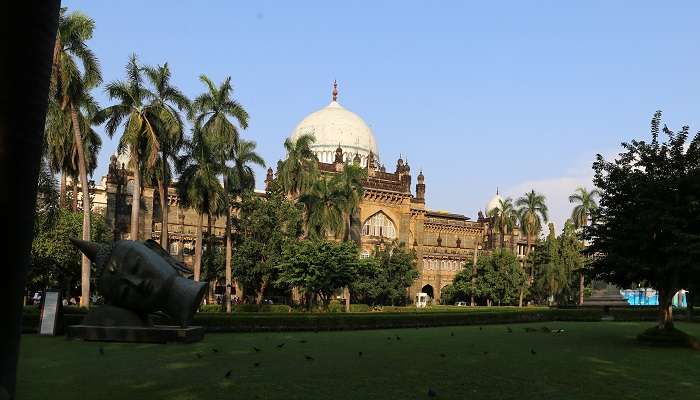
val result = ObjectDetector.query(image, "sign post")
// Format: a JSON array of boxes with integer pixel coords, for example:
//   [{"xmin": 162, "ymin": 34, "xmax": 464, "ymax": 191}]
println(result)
[{"xmin": 39, "ymin": 291, "xmax": 63, "ymax": 335}]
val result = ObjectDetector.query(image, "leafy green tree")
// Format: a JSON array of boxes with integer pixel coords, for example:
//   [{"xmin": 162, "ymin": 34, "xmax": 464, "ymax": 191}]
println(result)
[
  {"xmin": 277, "ymin": 134, "xmax": 319, "ymax": 199},
  {"xmin": 558, "ymin": 220, "xmax": 585, "ymax": 304},
  {"xmin": 436, "ymin": 264, "xmax": 480, "ymax": 304},
  {"xmin": 569, "ymin": 186, "xmax": 600, "ymax": 304},
  {"xmin": 531, "ymin": 223, "xmax": 565, "ymax": 305},
  {"xmin": 350, "ymin": 241, "xmax": 419, "ymax": 305},
  {"xmin": 176, "ymin": 128, "xmax": 225, "ymax": 281},
  {"xmin": 516, "ymin": 190, "xmax": 548, "ymax": 306},
  {"xmin": 299, "ymin": 177, "xmax": 345, "ymax": 239},
  {"xmin": 142, "ymin": 63, "xmax": 190, "ymax": 250},
  {"xmin": 97, "ymin": 55, "xmax": 159, "ymax": 241},
  {"xmin": 589, "ymin": 111, "xmax": 700, "ymax": 329},
  {"xmin": 50, "ymin": 8, "xmax": 102, "ymax": 307},
  {"xmin": 192, "ymin": 75, "xmax": 251, "ymax": 312},
  {"xmin": 480, "ymin": 249, "xmax": 527, "ymax": 306},
  {"xmin": 276, "ymin": 239, "xmax": 359, "ymax": 309},
  {"xmin": 233, "ymin": 191, "xmax": 302, "ymax": 304},
  {"xmin": 332, "ymin": 164, "xmax": 367, "ymax": 242},
  {"xmin": 488, "ymin": 197, "xmax": 518, "ymax": 249}
]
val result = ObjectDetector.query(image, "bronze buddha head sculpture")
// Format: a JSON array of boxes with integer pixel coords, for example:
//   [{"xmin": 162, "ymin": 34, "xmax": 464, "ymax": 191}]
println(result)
[{"xmin": 71, "ymin": 239, "xmax": 207, "ymax": 327}]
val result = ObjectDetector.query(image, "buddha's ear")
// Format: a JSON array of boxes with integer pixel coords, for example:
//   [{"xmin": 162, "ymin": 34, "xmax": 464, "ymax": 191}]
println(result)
[{"xmin": 143, "ymin": 239, "xmax": 193, "ymax": 277}]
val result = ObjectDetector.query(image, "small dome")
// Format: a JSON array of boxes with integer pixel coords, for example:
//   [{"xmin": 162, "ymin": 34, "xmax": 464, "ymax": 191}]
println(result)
[
  {"xmin": 486, "ymin": 191, "xmax": 503, "ymax": 213},
  {"xmin": 289, "ymin": 96, "xmax": 379, "ymax": 167}
]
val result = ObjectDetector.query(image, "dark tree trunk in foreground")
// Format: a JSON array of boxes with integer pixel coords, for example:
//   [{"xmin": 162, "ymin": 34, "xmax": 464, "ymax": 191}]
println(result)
[
  {"xmin": 70, "ymin": 104, "xmax": 92, "ymax": 308},
  {"xmin": 158, "ymin": 178, "xmax": 168, "ymax": 250},
  {"xmin": 0, "ymin": 1, "xmax": 60, "ymax": 397},
  {"xmin": 579, "ymin": 273, "xmax": 585, "ymax": 305},
  {"xmin": 59, "ymin": 172, "xmax": 66, "ymax": 209},
  {"xmin": 657, "ymin": 288, "xmax": 675, "ymax": 330}
]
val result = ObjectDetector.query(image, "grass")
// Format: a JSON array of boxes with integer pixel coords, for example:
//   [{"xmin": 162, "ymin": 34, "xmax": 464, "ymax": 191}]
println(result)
[{"xmin": 17, "ymin": 322, "xmax": 700, "ymax": 400}]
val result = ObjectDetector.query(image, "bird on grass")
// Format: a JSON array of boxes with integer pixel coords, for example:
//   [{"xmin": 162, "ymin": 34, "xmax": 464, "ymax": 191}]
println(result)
[
  {"xmin": 530, "ymin": 348, "xmax": 536, "ymax": 355},
  {"xmin": 439, "ymin": 353, "xmax": 446, "ymax": 358},
  {"xmin": 524, "ymin": 327, "xmax": 537, "ymax": 333},
  {"xmin": 554, "ymin": 329, "xmax": 565, "ymax": 334},
  {"xmin": 304, "ymin": 355, "xmax": 314, "ymax": 361},
  {"xmin": 358, "ymin": 351, "xmax": 363, "ymax": 357},
  {"xmin": 225, "ymin": 370, "xmax": 232, "ymax": 378},
  {"xmin": 427, "ymin": 388, "xmax": 438, "ymax": 397},
  {"xmin": 450, "ymin": 332, "xmax": 454, "ymax": 337},
  {"xmin": 196, "ymin": 353, "xmax": 202, "ymax": 359},
  {"xmin": 99, "ymin": 346, "xmax": 104, "ymax": 356},
  {"xmin": 254, "ymin": 362, "xmax": 260, "ymax": 367},
  {"xmin": 540, "ymin": 326, "xmax": 551, "ymax": 333},
  {"xmin": 253, "ymin": 347, "xmax": 261, "ymax": 352},
  {"xmin": 387, "ymin": 337, "xmax": 392, "ymax": 340},
  {"xmin": 507, "ymin": 327, "xmax": 513, "ymax": 333},
  {"xmin": 212, "ymin": 348, "xmax": 219, "ymax": 353},
  {"xmin": 482, "ymin": 351, "xmax": 489, "ymax": 355},
  {"xmin": 479, "ymin": 327, "xmax": 483, "ymax": 331},
  {"xmin": 276, "ymin": 343, "xmax": 285, "ymax": 349},
  {"xmin": 395, "ymin": 335, "xmax": 401, "ymax": 341},
  {"xmin": 299, "ymin": 339, "xmax": 307, "ymax": 344}
]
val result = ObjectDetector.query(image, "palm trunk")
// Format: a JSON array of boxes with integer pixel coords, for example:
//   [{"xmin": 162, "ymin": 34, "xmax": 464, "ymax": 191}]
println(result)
[
  {"xmin": 59, "ymin": 172, "xmax": 66, "ymax": 209},
  {"xmin": 256, "ymin": 278, "xmax": 269, "ymax": 304},
  {"xmin": 70, "ymin": 104, "xmax": 91, "ymax": 308},
  {"xmin": 578, "ymin": 273, "xmax": 585, "ymax": 305},
  {"xmin": 194, "ymin": 212, "xmax": 203, "ymax": 282},
  {"xmin": 157, "ymin": 178, "xmax": 168, "ymax": 249},
  {"xmin": 519, "ymin": 234, "xmax": 533, "ymax": 308},
  {"xmin": 130, "ymin": 145, "xmax": 141, "ymax": 240},
  {"xmin": 224, "ymin": 180, "xmax": 232, "ymax": 313},
  {"xmin": 71, "ymin": 179, "xmax": 78, "ymax": 212},
  {"xmin": 657, "ymin": 287, "xmax": 675, "ymax": 329},
  {"xmin": 471, "ymin": 246, "xmax": 478, "ymax": 306}
]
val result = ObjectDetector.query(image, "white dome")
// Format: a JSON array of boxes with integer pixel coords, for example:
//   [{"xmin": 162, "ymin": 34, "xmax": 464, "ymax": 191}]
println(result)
[
  {"xmin": 486, "ymin": 192, "xmax": 503, "ymax": 214},
  {"xmin": 289, "ymin": 100, "xmax": 379, "ymax": 166}
]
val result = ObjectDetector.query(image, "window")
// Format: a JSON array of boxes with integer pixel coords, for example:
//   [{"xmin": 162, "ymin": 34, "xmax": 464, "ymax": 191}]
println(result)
[
  {"xmin": 362, "ymin": 212, "xmax": 396, "ymax": 239},
  {"xmin": 361, "ymin": 249, "xmax": 370, "ymax": 259}
]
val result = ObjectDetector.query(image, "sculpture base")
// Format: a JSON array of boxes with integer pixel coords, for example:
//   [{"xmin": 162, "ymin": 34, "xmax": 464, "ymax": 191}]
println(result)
[{"xmin": 66, "ymin": 325, "xmax": 204, "ymax": 344}]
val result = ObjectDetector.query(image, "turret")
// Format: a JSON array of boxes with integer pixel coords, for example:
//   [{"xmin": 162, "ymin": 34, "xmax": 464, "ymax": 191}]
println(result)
[
  {"xmin": 265, "ymin": 167, "xmax": 274, "ymax": 190},
  {"xmin": 415, "ymin": 170, "xmax": 425, "ymax": 202}
]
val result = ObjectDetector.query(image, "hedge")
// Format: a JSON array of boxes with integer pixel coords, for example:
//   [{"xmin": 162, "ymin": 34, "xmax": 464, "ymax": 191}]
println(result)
[{"xmin": 23, "ymin": 306, "xmax": 697, "ymax": 334}]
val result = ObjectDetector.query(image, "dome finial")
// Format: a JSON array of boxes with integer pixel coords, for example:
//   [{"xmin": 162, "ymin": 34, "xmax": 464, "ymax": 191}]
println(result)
[
  {"xmin": 496, "ymin": 186, "xmax": 499, "ymax": 195},
  {"xmin": 332, "ymin": 79, "xmax": 338, "ymax": 102}
]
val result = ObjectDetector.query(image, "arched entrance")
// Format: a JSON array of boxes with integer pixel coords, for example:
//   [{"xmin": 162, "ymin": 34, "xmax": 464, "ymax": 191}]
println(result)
[{"xmin": 421, "ymin": 284, "xmax": 434, "ymax": 300}]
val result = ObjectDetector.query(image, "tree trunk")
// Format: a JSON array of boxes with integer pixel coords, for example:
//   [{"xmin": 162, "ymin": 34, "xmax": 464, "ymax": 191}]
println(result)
[
  {"xmin": 256, "ymin": 278, "xmax": 269, "ymax": 305},
  {"xmin": 657, "ymin": 288, "xmax": 675, "ymax": 329},
  {"xmin": 194, "ymin": 213, "xmax": 203, "ymax": 282},
  {"xmin": 71, "ymin": 178, "xmax": 78, "ymax": 212},
  {"xmin": 59, "ymin": 172, "xmax": 66, "ymax": 209},
  {"xmin": 471, "ymin": 246, "xmax": 478, "ymax": 306},
  {"xmin": 224, "ymin": 181, "xmax": 232, "ymax": 313},
  {"xmin": 129, "ymin": 146, "xmax": 141, "ymax": 241},
  {"xmin": 70, "ymin": 104, "xmax": 91, "ymax": 308},
  {"xmin": 578, "ymin": 272, "xmax": 585, "ymax": 305},
  {"xmin": 158, "ymin": 178, "xmax": 168, "ymax": 250}
]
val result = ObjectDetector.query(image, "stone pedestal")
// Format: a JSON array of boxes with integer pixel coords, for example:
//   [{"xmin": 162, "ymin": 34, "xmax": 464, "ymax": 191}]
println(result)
[
  {"xmin": 66, "ymin": 325, "xmax": 204, "ymax": 343},
  {"xmin": 582, "ymin": 281, "xmax": 629, "ymax": 307}
]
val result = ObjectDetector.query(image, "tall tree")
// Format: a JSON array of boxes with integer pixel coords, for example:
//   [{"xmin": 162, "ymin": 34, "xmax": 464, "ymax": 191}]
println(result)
[
  {"xmin": 299, "ymin": 177, "xmax": 345, "ymax": 239},
  {"xmin": 569, "ymin": 186, "xmax": 600, "ymax": 305},
  {"xmin": 192, "ymin": 74, "xmax": 250, "ymax": 312},
  {"xmin": 97, "ymin": 55, "xmax": 159, "ymax": 241},
  {"xmin": 176, "ymin": 128, "xmax": 225, "ymax": 281},
  {"xmin": 333, "ymin": 163, "xmax": 367, "ymax": 242},
  {"xmin": 143, "ymin": 63, "xmax": 190, "ymax": 251},
  {"xmin": 277, "ymin": 133, "xmax": 319, "ymax": 199},
  {"xmin": 589, "ymin": 111, "xmax": 700, "ymax": 330},
  {"xmin": 50, "ymin": 9, "xmax": 102, "ymax": 307},
  {"xmin": 516, "ymin": 189, "xmax": 548, "ymax": 306},
  {"xmin": 488, "ymin": 197, "xmax": 518, "ymax": 249}
]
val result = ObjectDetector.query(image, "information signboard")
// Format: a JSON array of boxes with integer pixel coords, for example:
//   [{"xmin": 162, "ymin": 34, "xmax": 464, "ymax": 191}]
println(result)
[{"xmin": 39, "ymin": 291, "xmax": 61, "ymax": 335}]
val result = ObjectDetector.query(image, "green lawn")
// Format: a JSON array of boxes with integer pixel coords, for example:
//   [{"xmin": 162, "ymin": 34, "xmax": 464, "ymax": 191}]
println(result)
[{"xmin": 17, "ymin": 322, "xmax": 700, "ymax": 400}]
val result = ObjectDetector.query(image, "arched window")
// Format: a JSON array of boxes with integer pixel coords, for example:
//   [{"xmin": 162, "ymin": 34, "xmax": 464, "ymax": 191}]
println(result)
[
  {"xmin": 361, "ymin": 249, "xmax": 371, "ymax": 259},
  {"xmin": 362, "ymin": 212, "xmax": 396, "ymax": 239}
]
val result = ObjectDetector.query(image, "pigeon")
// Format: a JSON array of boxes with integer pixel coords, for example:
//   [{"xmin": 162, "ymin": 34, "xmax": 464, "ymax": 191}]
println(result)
[
  {"xmin": 427, "ymin": 388, "xmax": 438, "ymax": 397},
  {"xmin": 507, "ymin": 327, "xmax": 513, "ymax": 333},
  {"xmin": 299, "ymin": 339, "xmax": 307, "ymax": 344},
  {"xmin": 225, "ymin": 370, "xmax": 232, "ymax": 378},
  {"xmin": 439, "ymin": 353, "xmax": 446, "ymax": 358},
  {"xmin": 196, "ymin": 353, "xmax": 202, "ymax": 359},
  {"xmin": 482, "ymin": 351, "xmax": 489, "ymax": 355},
  {"xmin": 530, "ymin": 348, "xmax": 536, "ymax": 355},
  {"xmin": 450, "ymin": 332, "xmax": 454, "ymax": 337},
  {"xmin": 212, "ymin": 348, "xmax": 219, "ymax": 353},
  {"xmin": 276, "ymin": 343, "xmax": 285, "ymax": 349},
  {"xmin": 540, "ymin": 326, "xmax": 551, "ymax": 333},
  {"xmin": 387, "ymin": 337, "xmax": 392, "ymax": 340},
  {"xmin": 99, "ymin": 346, "xmax": 104, "ymax": 356},
  {"xmin": 253, "ymin": 347, "xmax": 261, "ymax": 352},
  {"xmin": 395, "ymin": 335, "xmax": 401, "ymax": 341},
  {"xmin": 554, "ymin": 329, "xmax": 565, "ymax": 334},
  {"xmin": 358, "ymin": 351, "xmax": 363, "ymax": 357},
  {"xmin": 524, "ymin": 327, "xmax": 537, "ymax": 333},
  {"xmin": 254, "ymin": 362, "xmax": 260, "ymax": 367},
  {"xmin": 304, "ymin": 355, "xmax": 314, "ymax": 361},
  {"xmin": 479, "ymin": 327, "xmax": 483, "ymax": 331}
]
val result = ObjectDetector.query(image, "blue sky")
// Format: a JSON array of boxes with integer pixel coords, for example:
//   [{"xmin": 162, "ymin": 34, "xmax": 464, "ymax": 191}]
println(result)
[{"xmin": 65, "ymin": 0, "xmax": 700, "ymax": 232}]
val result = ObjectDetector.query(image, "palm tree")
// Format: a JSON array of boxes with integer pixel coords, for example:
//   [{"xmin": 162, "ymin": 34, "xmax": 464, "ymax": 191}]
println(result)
[
  {"xmin": 97, "ymin": 55, "xmax": 159, "ymax": 241},
  {"xmin": 299, "ymin": 177, "xmax": 345, "ymax": 239},
  {"xmin": 277, "ymin": 134, "xmax": 319, "ymax": 199},
  {"xmin": 516, "ymin": 190, "xmax": 549, "ymax": 307},
  {"xmin": 50, "ymin": 9, "xmax": 102, "ymax": 307},
  {"xmin": 488, "ymin": 197, "xmax": 518, "ymax": 249},
  {"xmin": 569, "ymin": 186, "xmax": 600, "ymax": 305},
  {"xmin": 225, "ymin": 139, "xmax": 265, "ymax": 308},
  {"xmin": 177, "ymin": 128, "xmax": 225, "ymax": 282},
  {"xmin": 192, "ymin": 74, "xmax": 250, "ymax": 312},
  {"xmin": 332, "ymin": 163, "xmax": 367, "ymax": 242},
  {"xmin": 143, "ymin": 63, "xmax": 190, "ymax": 250}
]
